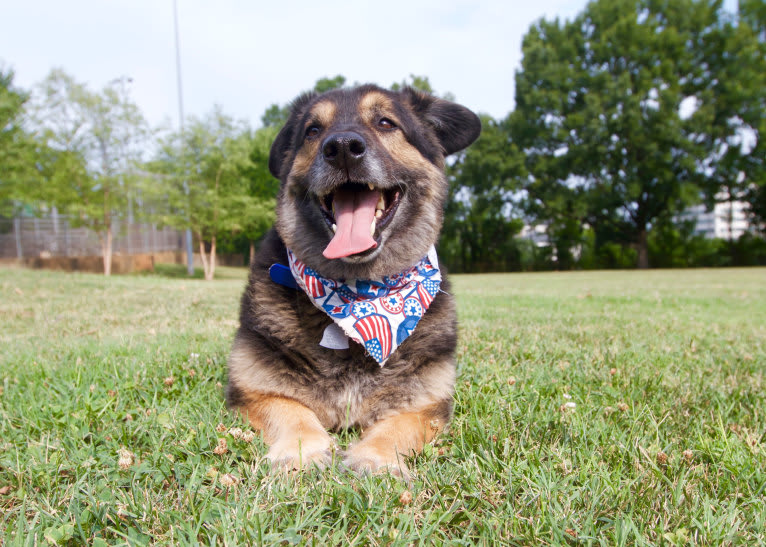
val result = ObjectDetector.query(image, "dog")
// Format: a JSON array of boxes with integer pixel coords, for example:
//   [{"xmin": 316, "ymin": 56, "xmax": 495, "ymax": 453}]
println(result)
[{"xmin": 226, "ymin": 84, "xmax": 481, "ymax": 478}]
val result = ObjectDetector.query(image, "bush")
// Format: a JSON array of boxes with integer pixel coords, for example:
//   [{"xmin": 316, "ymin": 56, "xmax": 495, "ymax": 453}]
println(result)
[{"xmin": 727, "ymin": 233, "xmax": 766, "ymax": 266}]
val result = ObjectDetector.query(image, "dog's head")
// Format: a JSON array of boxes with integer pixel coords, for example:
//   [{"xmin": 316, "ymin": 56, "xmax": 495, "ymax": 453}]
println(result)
[{"xmin": 270, "ymin": 84, "xmax": 481, "ymax": 279}]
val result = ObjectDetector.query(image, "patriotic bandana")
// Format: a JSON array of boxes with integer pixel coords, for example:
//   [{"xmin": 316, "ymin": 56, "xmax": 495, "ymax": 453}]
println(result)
[{"xmin": 286, "ymin": 246, "xmax": 442, "ymax": 366}]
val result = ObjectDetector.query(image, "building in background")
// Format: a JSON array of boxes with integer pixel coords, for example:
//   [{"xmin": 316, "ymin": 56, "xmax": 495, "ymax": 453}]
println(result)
[
  {"xmin": 678, "ymin": 199, "xmax": 751, "ymax": 240},
  {"xmin": 519, "ymin": 223, "xmax": 549, "ymax": 247}
]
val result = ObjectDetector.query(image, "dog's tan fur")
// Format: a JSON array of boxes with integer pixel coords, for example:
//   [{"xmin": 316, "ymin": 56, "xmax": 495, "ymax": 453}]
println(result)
[{"xmin": 226, "ymin": 84, "xmax": 480, "ymax": 477}]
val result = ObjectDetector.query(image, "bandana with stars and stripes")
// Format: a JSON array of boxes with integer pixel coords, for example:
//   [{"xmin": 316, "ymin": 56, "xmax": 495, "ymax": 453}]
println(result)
[{"xmin": 286, "ymin": 246, "xmax": 442, "ymax": 366}]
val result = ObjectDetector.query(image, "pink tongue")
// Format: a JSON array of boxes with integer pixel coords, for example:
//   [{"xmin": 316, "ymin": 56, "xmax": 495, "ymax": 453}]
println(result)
[{"xmin": 323, "ymin": 187, "xmax": 379, "ymax": 259}]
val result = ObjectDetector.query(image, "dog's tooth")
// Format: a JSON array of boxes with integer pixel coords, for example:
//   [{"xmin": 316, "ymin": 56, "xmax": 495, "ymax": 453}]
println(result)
[
  {"xmin": 375, "ymin": 209, "xmax": 383, "ymax": 219},
  {"xmin": 368, "ymin": 183, "xmax": 374, "ymax": 191},
  {"xmin": 376, "ymin": 193, "xmax": 385, "ymax": 211},
  {"xmin": 331, "ymin": 223, "xmax": 337, "ymax": 233},
  {"xmin": 370, "ymin": 219, "xmax": 376, "ymax": 236}
]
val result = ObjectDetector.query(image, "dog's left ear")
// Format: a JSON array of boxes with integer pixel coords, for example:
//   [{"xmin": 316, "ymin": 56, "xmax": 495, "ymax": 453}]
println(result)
[{"xmin": 401, "ymin": 87, "xmax": 482, "ymax": 156}]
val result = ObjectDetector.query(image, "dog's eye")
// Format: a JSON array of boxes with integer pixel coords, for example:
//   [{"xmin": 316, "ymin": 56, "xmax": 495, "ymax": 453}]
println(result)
[
  {"xmin": 377, "ymin": 118, "xmax": 396, "ymax": 130},
  {"xmin": 305, "ymin": 125, "xmax": 321, "ymax": 138}
]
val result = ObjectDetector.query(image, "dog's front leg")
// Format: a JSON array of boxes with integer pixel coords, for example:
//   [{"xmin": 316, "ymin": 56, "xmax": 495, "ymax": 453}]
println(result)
[
  {"xmin": 236, "ymin": 393, "xmax": 334, "ymax": 471},
  {"xmin": 343, "ymin": 402, "xmax": 449, "ymax": 479}
]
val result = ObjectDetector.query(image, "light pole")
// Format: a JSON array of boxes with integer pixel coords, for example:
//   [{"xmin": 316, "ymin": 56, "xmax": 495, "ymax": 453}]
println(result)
[
  {"xmin": 108, "ymin": 75, "xmax": 134, "ymax": 255},
  {"xmin": 173, "ymin": 0, "xmax": 195, "ymax": 276},
  {"xmin": 109, "ymin": 76, "xmax": 133, "ymax": 225}
]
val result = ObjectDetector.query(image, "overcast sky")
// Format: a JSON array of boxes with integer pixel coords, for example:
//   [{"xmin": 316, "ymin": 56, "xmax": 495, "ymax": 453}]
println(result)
[{"xmin": 1, "ymin": 0, "xmax": 738, "ymax": 131}]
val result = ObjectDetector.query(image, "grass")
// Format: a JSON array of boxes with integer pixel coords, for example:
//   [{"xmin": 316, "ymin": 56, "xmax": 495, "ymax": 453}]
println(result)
[{"xmin": 1, "ymin": 266, "xmax": 764, "ymax": 545}]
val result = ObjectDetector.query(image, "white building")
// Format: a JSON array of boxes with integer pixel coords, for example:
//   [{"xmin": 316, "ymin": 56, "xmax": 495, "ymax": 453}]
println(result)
[
  {"xmin": 679, "ymin": 200, "xmax": 751, "ymax": 240},
  {"xmin": 519, "ymin": 223, "xmax": 549, "ymax": 247}
]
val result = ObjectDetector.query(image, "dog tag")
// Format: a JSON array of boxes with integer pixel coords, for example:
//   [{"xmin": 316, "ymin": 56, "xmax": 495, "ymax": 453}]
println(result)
[{"xmin": 319, "ymin": 323, "xmax": 350, "ymax": 350}]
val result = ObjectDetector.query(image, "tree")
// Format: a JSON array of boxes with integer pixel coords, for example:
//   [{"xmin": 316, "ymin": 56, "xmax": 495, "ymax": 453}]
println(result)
[
  {"xmin": 689, "ymin": 0, "xmax": 766, "ymax": 238},
  {"xmin": 313, "ymin": 75, "xmax": 346, "ymax": 94},
  {"xmin": 733, "ymin": 0, "xmax": 766, "ymax": 233},
  {"xmin": 440, "ymin": 115, "xmax": 527, "ymax": 272},
  {"xmin": 148, "ymin": 107, "xmax": 264, "ymax": 280},
  {"xmin": 261, "ymin": 75, "xmax": 347, "ymax": 129},
  {"xmin": 238, "ymin": 125, "xmax": 279, "ymax": 263},
  {"xmin": 260, "ymin": 103, "xmax": 290, "ymax": 130},
  {"xmin": 0, "ymin": 68, "xmax": 44, "ymax": 218},
  {"xmin": 509, "ymin": 0, "xmax": 732, "ymax": 268},
  {"xmin": 740, "ymin": 0, "xmax": 765, "ymax": 38},
  {"xmin": 390, "ymin": 74, "xmax": 434, "ymax": 94},
  {"xmin": 29, "ymin": 69, "xmax": 150, "ymax": 274}
]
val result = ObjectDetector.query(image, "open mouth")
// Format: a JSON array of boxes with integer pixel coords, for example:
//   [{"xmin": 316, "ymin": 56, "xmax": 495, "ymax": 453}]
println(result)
[{"xmin": 317, "ymin": 182, "xmax": 401, "ymax": 259}]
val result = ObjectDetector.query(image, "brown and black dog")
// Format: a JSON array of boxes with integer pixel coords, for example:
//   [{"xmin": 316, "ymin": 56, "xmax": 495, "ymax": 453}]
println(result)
[{"xmin": 226, "ymin": 84, "xmax": 481, "ymax": 478}]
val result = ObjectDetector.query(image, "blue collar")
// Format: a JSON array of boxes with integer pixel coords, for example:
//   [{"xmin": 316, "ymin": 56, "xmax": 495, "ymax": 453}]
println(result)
[{"xmin": 268, "ymin": 263, "xmax": 297, "ymax": 289}]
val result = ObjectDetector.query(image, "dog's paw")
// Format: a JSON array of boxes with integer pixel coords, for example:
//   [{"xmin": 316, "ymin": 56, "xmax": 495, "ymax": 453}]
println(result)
[
  {"xmin": 266, "ymin": 433, "xmax": 334, "ymax": 472},
  {"xmin": 342, "ymin": 446, "xmax": 412, "ymax": 481}
]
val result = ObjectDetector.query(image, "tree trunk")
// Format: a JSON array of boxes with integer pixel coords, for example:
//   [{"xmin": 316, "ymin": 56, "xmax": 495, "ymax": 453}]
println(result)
[
  {"xmin": 249, "ymin": 240, "xmax": 256, "ymax": 266},
  {"xmin": 636, "ymin": 227, "xmax": 649, "ymax": 269},
  {"xmin": 102, "ymin": 186, "xmax": 112, "ymax": 275},
  {"xmin": 198, "ymin": 236, "xmax": 210, "ymax": 280},
  {"xmin": 208, "ymin": 235, "xmax": 217, "ymax": 281},
  {"xmin": 99, "ymin": 225, "xmax": 113, "ymax": 276},
  {"xmin": 103, "ymin": 224, "xmax": 112, "ymax": 275}
]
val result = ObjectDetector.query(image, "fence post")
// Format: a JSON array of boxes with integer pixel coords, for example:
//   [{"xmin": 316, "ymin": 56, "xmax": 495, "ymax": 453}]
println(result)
[
  {"xmin": 33, "ymin": 216, "xmax": 40, "ymax": 253},
  {"xmin": 52, "ymin": 206, "xmax": 59, "ymax": 254}
]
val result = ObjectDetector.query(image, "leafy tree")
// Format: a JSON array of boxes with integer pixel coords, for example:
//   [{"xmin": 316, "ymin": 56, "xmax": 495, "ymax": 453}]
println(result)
[
  {"xmin": 147, "ymin": 107, "xmax": 264, "ymax": 280},
  {"xmin": 740, "ymin": 0, "xmax": 765, "ymax": 38},
  {"xmin": 237, "ymin": 125, "xmax": 279, "ymax": 263},
  {"xmin": 690, "ymin": 1, "xmax": 766, "ymax": 237},
  {"xmin": 0, "ymin": 68, "xmax": 28, "ymax": 216},
  {"xmin": 260, "ymin": 103, "xmax": 290, "ymax": 130},
  {"xmin": 29, "ymin": 69, "xmax": 150, "ymax": 274},
  {"xmin": 261, "ymin": 75, "xmax": 346, "ymax": 129},
  {"xmin": 0, "ymin": 68, "xmax": 48, "ymax": 218},
  {"xmin": 733, "ymin": 0, "xmax": 766, "ymax": 233},
  {"xmin": 440, "ymin": 116, "xmax": 527, "ymax": 272},
  {"xmin": 389, "ymin": 74, "xmax": 459, "ymax": 102},
  {"xmin": 509, "ymin": 0, "xmax": 732, "ymax": 268},
  {"xmin": 390, "ymin": 74, "xmax": 435, "ymax": 94},
  {"xmin": 313, "ymin": 75, "xmax": 346, "ymax": 94}
]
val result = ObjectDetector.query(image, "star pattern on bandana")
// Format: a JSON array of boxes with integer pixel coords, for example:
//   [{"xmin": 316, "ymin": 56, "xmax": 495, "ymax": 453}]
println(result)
[{"xmin": 287, "ymin": 246, "xmax": 442, "ymax": 365}]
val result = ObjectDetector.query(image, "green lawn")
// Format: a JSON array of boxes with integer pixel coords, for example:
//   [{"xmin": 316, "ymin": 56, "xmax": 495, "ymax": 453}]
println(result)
[{"xmin": 1, "ymin": 266, "xmax": 764, "ymax": 545}]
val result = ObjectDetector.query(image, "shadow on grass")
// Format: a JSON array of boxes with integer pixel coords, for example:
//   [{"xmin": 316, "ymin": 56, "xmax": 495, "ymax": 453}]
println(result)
[{"xmin": 137, "ymin": 263, "xmax": 248, "ymax": 281}]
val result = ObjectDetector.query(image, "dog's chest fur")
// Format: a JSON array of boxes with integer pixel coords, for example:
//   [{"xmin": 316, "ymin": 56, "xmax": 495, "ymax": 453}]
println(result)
[{"xmin": 227, "ymin": 229, "xmax": 457, "ymax": 431}]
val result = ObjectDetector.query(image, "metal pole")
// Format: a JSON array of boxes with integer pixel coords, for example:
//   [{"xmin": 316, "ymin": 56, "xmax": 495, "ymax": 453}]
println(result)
[{"xmin": 173, "ymin": 0, "xmax": 195, "ymax": 275}]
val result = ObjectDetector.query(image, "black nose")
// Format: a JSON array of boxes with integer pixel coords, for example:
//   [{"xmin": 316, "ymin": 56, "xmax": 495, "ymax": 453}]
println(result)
[{"xmin": 322, "ymin": 131, "xmax": 366, "ymax": 170}]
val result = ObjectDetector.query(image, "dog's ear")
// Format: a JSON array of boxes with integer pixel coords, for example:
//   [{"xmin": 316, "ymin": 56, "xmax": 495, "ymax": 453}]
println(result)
[
  {"xmin": 401, "ymin": 87, "xmax": 482, "ymax": 156},
  {"xmin": 268, "ymin": 124, "xmax": 293, "ymax": 179},
  {"xmin": 268, "ymin": 92, "xmax": 317, "ymax": 179}
]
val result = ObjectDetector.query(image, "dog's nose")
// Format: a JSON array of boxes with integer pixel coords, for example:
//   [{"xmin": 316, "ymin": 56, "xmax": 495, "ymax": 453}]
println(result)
[{"xmin": 322, "ymin": 132, "xmax": 366, "ymax": 169}]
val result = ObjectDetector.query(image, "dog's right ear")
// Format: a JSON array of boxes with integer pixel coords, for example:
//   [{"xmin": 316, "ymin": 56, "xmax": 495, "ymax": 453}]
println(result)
[{"xmin": 268, "ymin": 92, "xmax": 316, "ymax": 179}]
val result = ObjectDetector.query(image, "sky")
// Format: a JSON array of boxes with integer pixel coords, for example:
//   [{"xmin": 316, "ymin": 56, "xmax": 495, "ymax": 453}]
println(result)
[{"xmin": 1, "ymin": 0, "xmax": 739, "ymax": 132}]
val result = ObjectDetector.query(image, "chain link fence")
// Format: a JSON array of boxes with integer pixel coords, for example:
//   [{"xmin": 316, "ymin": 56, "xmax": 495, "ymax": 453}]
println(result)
[{"xmin": 0, "ymin": 214, "xmax": 184, "ymax": 259}]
